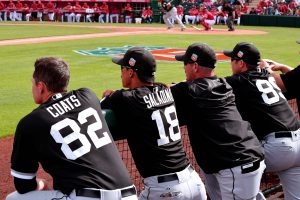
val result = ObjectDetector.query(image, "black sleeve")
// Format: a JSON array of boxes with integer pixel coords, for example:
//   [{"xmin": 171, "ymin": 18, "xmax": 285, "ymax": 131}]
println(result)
[
  {"xmin": 280, "ymin": 65, "xmax": 300, "ymax": 98},
  {"xmin": 101, "ymin": 91, "xmax": 128, "ymax": 140},
  {"xmin": 170, "ymin": 83, "xmax": 188, "ymax": 126},
  {"xmin": 14, "ymin": 177, "xmax": 37, "ymax": 194}
]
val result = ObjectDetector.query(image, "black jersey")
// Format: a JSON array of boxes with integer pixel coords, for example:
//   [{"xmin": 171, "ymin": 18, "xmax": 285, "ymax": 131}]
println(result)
[
  {"xmin": 11, "ymin": 88, "xmax": 133, "ymax": 194},
  {"xmin": 101, "ymin": 83, "xmax": 189, "ymax": 178},
  {"xmin": 281, "ymin": 65, "xmax": 300, "ymax": 114},
  {"xmin": 226, "ymin": 69, "xmax": 300, "ymax": 140},
  {"xmin": 222, "ymin": 4, "xmax": 235, "ymax": 17},
  {"xmin": 171, "ymin": 77, "xmax": 264, "ymax": 174}
]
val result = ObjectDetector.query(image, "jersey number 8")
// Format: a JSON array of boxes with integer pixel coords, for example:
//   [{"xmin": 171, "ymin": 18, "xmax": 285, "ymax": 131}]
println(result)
[
  {"xmin": 152, "ymin": 105, "xmax": 181, "ymax": 146},
  {"xmin": 256, "ymin": 77, "xmax": 285, "ymax": 105},
  {"xmin": 50, "ymin": 107, "xmax": 112, "ymax": 160}
]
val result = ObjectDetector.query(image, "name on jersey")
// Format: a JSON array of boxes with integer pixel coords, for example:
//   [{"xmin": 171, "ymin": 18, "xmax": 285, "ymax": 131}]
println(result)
[
  {"xmin": 46, "ymin": 95, "xmax": 81, "ymax": 118},
  {"xmin": 143, "ymin": 88, "xmax": 174, "ymax": 109}
]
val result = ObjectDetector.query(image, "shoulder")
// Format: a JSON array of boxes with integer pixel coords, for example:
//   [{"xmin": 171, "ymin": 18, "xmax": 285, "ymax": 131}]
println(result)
[
  {"xmin": 225, "ymin": 74, "xmax": 239, "ymax": 84},
  {"xmin": 16, "ymin": 108, "xmax": 43, "ymax": 136}
]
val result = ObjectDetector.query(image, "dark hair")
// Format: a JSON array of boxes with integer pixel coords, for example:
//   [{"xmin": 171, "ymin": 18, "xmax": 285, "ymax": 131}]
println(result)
[{"xmin": 33, "ymin": 57, "xmax": 70, "ymax": 93}]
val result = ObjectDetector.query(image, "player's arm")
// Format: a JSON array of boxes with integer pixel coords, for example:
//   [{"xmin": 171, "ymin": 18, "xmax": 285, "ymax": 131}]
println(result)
[
  {"xmin": 100, "ymin": 91, "xmax": 127, "ymax": 140},
  {"xmin": 260, "ymin": 59, "xmax": 293, "ymax": 91}
]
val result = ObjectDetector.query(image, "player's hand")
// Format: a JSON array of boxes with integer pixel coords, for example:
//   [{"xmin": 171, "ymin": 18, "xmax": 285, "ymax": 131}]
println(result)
[
  {"xmin": 102, "ymin": 90, "xmax": 115, "ymax": 98},
  {"xmin": 260, "ymin": 59, "xmax": 272, "ymax": 72},
  {"xmin": 36, "ymin": 178, "xmax": 51, "ymax": 191},
  {"xmin": 263, "ymin": 59, "xmax": 293, "ymax": 73}
]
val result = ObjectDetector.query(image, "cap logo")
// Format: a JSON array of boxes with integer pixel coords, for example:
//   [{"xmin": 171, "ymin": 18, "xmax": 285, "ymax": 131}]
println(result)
[
  {"xmin": 129, "ymin": 58, "xmax": 136, "ymax": 66},
  {"xmin": 191, "ymin": 53, "xmax": 198, "ymax": 61},
  {"xmin": 237, "ymin": 51, "xmax": 243, "ymax": 58}
]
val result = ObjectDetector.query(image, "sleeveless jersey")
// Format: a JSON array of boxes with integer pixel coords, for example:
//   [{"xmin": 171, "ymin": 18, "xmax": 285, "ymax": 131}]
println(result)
[
  {"xmin": 171, "ymin": 77, "xmax": 264, "ymax": 174},
  {"xmin": 101, "ymin": 83, "xmax": 189, "ymax": 178},
  {"xmin": 11, "ymin": 88, "xmax": 133, "ymax": 194},
  {"xmin": 226, "ymin": 68, "xmax": 300, "ymax": 140}
]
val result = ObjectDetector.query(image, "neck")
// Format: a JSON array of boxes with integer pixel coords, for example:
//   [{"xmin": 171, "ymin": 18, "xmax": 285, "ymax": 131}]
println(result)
[
  {"xmin": 195, "ymin": 69, "xmax": 215, "ymax": 79},
  {"xmin": 129, "ymin": 78, "xmax": 153, "ymax": 89}
]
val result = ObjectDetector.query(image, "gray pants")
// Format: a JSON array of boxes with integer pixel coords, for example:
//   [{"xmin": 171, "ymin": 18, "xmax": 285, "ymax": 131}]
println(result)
[
  {"xmin": 163, "ymin": 7, "xmax": 185, "ymax": 29},
  {"xmin": 202, "ymin": 160, "xmax": 266, "ymax": 200},
  {"xmin": 139, "ymin": 165, "xmax": 206, "ymax": 200},
  {"xmin": 263, "ymin": 129, "xmax": 300, "ymax": 200},
  {"xmin": 226, "ymin": 16, "xmax": 234, "ymax": 30}
]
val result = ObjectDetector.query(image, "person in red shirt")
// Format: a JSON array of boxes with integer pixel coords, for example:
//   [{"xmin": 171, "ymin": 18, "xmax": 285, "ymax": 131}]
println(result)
[
  {"xmin": 241, "ymin": 2, "xmax": 249, "ymax": 14},
  {"xmin": 7, "ymin": 0, "xmax": 16, "ymax": 21},
  {"xmin": 176, "ymin": 5, "xmax": 184, "ymax": 23},
  {"xmin": 23, "ymin": 3, "xmax": 31, "ymax": 21},
  {"xmin": 46, "ymin": 1, "xmax": 55, "ymax": 21},
  {"xmin": 63, "ymin": 2, "xmax": 74, "ymax": 22},
  {"xmin": 256, "ymin": 5, "xmax": 263, "ymax": 15},
  {"xmin": 99, "ymin": 2, "xmax": 109, "ymax": 23},
  {"xmin": 36, "ymin": 0, "xmax": 44, "ymax": 21},
  {"xmin": 0, "ymin": 1, "xmax": 5, "ymax": 21},
  {"xmin": 82, "ymin": 2, "xmax": 91, "ymax": 22},
  {"xmin": 185, "ymin": 5, "xmax": 198, "ymax": 24},
  {"xmin": 92, "ymin": 3, "xmax": 99, "ymax": 22},
  {"xmin": 123, "ymin": 3, "xmax": 133, "ymax": 23},
  {"xmin": 15, "ymin": 0, "xmax": 23, "ymax": 21},
  {"xmin": 146, "ymin": 6, "xmax": 153, "ymax": 23},
  {"xmin": 259, "ymin": 0, "xmax": 267, "ymax": 14},
  {"xmin": 74, "ymin": 2, "xmax": 82, "ymax": 22},
  {"xmin": 216, "ymin": 6, "xmax": 227, "ymax": 24},
  {"xmin": 141, "ymin": 7, "xmax": 147, "ymax": 22},
  {"xmin": 30, "ymin": 0, "xmax": 38, "ymax": 20},
  {"xmin": 288, "ymin": 0, "xmax": 298, "ymax": 14},
  {"xmin": 110, "ymin": 4, "xmax": 121, "ymax": 23},
  {"xmin": 278, "ymin": 1, "xmax": 288, "ymax": 15},
  {"xmin": 199, "ymin": 7, "xmax": 215, "ymax": 31}
]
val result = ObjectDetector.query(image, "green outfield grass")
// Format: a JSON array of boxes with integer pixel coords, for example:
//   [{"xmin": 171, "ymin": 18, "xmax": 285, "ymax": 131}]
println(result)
[{"xmin": 0, "ymin": 23, "xmax": 299, "ymax": 137}]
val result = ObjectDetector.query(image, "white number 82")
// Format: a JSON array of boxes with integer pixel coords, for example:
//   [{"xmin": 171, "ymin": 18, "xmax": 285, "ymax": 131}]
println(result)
[{"xmin": 50, "ymin": 107, "xmax": 111, "ymax": 160}]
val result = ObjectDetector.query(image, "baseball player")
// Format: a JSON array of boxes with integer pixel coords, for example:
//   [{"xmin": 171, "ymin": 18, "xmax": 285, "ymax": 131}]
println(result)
[
  {"xmin": 199, "ymin": 7, "xmax": 215, "ymax": 31},
  {"xmin": 36, "ymin": 0, "xmax": 44, "ymax": 22},
  {"xmin": 184, "ymin": 5, "xmax": 198, "ymax": 25},
  {"xmin": 46, "ymin": 1, "xmax": 55, "ymax": 21},
  {"xmin": 15, "ymin": 0, "xmax": 23, "ymax": 21},
  {"xmin": 260, "ymin": 40, "xmax": 300, "ymax": 114},
  {"xmin": 0, "ymin": 1, "xmax": 5, "ymax": 21},
  {"xmin": 6, "ymin": 57, "xmax": 138, "ymax": 200},
  {"xmin": 161, "ymin": 0, "xmax": 186, "ymax": 31},
  {"xmin": 171, "ymin": 43, "xmax": 266, "ymax": 200},
  {"xmin": 7, "ymin": 0, "xmax": 16, "ymax": 21},
  {"xmin": 99, "ymin": 2, "xmax": 109, "ymax": 23},
  {"xmin": 101, "ymin": 47, "xmax": 207, "ymax": 200},
  {"xmin": 224, "ymin": 42, "xmax": 300, "ymax": 200}
]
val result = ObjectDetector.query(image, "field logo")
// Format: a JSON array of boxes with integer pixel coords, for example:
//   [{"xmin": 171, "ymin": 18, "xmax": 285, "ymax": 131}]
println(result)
[{"xmin": 74, "ymin": 46, "xmax": 230, "ymax": 62}]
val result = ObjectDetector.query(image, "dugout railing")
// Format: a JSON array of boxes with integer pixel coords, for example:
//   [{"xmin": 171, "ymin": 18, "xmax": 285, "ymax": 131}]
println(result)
[{"xmin": 107, "ymin": 99, "xmax": 299, "ymax": 199}]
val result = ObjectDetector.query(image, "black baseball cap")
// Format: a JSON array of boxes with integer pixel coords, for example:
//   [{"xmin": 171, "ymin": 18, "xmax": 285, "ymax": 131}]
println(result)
[
  {"xmin": 112, "ymin": 47, "xmax": 156, "ymax": 83},
  {"xmin": 175, "ymin": 43, "xmax": 216, "ymax": 69},
  {"xmin": 223, "ymin": 42, "xmax": 261, "ymax": 66}
]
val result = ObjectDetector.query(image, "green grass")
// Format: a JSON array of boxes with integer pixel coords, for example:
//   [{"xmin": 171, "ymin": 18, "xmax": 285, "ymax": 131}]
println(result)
[
  {"xmin": 0, "ymin": 23, "xmax": 299, "ymax": 137},
  {"xmin": 0, "ymin": 22, "xmax": 110, "ymax": 40}
]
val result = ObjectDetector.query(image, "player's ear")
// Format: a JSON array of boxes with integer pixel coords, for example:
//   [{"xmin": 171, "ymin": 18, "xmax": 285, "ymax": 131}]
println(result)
[
  {"xmin": 129, "ymin": 69, "xmax": 134, "ymax": 78},
  {"xmin": 37, "ymin": 81, "xmax": 48, "ymax": 94},
  {"xmin": 192, "ymin": 62, "xmax": 199, "ymax": 72}
]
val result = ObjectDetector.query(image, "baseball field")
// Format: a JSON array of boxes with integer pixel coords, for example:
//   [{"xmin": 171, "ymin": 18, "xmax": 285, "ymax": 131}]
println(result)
[{"xmin": 0, "ymin": 22, "xmax": 299, "ymax": 199}]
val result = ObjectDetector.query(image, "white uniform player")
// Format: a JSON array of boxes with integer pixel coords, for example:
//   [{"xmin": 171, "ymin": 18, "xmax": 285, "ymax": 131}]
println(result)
[{"xmin": 162, "ymin": 0, "xmax": 186, "ymax": 31}]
